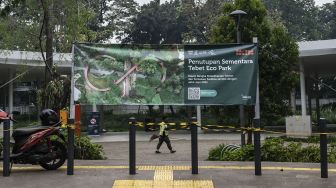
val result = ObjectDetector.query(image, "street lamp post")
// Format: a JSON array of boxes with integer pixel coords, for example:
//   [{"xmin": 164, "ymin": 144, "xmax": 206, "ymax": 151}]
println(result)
[
  {"xmin": 229, "ymin": 10, "xmax": 247, "ymax": 43},
  {"xmin": 230, "ymin": 10, "xmax": 247, "ymax": 146}
]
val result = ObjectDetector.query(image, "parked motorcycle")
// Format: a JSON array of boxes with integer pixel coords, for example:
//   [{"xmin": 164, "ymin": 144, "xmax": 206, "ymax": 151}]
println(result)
[{"xmin": 0, "ymin": 109, "xmax": 67, "ymax": 170}]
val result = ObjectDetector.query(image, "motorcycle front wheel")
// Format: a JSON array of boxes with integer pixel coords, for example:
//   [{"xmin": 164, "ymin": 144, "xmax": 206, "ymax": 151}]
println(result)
[{"xmin": 39, "ymin": 140, "xmax": 67, "ymax": 170}]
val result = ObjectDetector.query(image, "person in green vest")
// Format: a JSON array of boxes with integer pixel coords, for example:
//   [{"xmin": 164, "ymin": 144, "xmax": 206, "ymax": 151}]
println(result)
[{"xmin": 156, "ymin": 117, "xmax": 176, "ymax": 154}]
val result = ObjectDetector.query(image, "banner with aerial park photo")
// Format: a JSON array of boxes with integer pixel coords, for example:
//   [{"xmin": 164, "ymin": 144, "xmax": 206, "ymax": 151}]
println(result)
[{"xmin": 73, "ymin": 43, "xmax": 258, "ymax": 105}]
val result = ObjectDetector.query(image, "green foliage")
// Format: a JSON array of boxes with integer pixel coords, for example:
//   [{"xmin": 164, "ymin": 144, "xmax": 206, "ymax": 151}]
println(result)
[
  {"xmin": 37, "ymin": 75, "xmax": 71, "ymax": 112},
  {"xmin": 74, "ymin": 44, "xmax": 184, "ymax": 105},
  {"xmin": 52, "ymin": 132, "xmax": 106, "ymax": 160},
  {"xmin": 319, "ymin": 1, "xmax": 336, "ymax": 39},
  {"xmin": 208, "ymin": 137, "xmax": 336, "ymax": 163},
  {"xmin": 312, "ymin": 107, "xmax": 336, "ymax": 124},
  {"xmin": 260, "ymin": 138, "xmax": 321, "ymax": 162},
  {"xmin": 125, "ymin": 0, "xmax": 187, "ymax": 44},
  {"xmin": 74, "ymin": 136, "xmax": 107, "ymax": 160},
  {"xmin": 210, "ymin": 0, "xmax": 299, "ymax": 126},
  {"xmin": 208, "ymin": 144, "xmax": 226, "ymax": 161},
  {"xmin": 221, "ymin": 145, "xmax": 254, "ymax": 161},
  {"xmin": 273, "ymin": 136, "xmax": 336, "ymax": 144},
  {"xmin": 0, "ymin": 135, "xmax": 105, "ymax": 160},
  {"xmin": 139, "ymin": 55, "xmax": 161, "ymax": 75},
  {"xmin": 262, "ymin": 0, "xmax": 322, "ymax": 41},
  {"xmin": 0, "ymin": 0, "xmax": 122, "ymax": 52}
]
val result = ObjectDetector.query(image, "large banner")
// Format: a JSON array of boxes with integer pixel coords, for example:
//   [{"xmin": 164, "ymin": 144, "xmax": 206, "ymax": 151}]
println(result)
[{"xmin": 73, "ymin": 43, "xmax": 258, "ymax": 105}]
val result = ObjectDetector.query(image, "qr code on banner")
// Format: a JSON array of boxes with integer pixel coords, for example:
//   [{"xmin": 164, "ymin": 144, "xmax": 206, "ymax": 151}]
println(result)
[{"xmin": 188, "ymin": 87, "xmax": 201, "ymax": 100}]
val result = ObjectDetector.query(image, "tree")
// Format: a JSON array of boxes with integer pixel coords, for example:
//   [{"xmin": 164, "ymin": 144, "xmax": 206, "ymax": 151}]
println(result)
[
  {"xmin": 210, "ymin": 0, "xmax": 299, "ymax": 125},
  {"xmin": 183, "ymin": 0, "xmax": 233, "ymax": 43},
  {"xmin": 319, "ymin": 1, "xmax": 336, "ymax": 39},
  {"xmin": 124, "ymin": 0, "xmax": 231, "ymax": 44},
  {"xmin": 262, "ymin": 0, "xmax": 322, "ymax": 41},
  {"xmin": 0, "ymin": 0, "xmax": 115, "ymax": 112},
  {"xmin": 124, "ymin": 0, "xmax": 191, "ymax": 44},
  {"xmin": 108, "ymin": 0, "xmax": 139, "ymax": 42}
]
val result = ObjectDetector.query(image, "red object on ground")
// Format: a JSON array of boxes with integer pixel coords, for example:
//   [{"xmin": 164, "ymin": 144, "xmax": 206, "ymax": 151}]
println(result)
[{"xmin": 75, "ymin": 104, "xmax": 81, "ymax": 137}]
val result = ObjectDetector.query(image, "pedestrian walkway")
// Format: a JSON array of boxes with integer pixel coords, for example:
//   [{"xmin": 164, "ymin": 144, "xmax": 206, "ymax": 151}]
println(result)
[
  {"xmin": 1, "ymin": 134, "xmax": 336, "ymax": 188},
  {"xmin": 113, "ymin": 169, "xmax": 214, "ymax": 188},
  {"xmin": 89, "ymin": 131, "xmax": 272, "ymax": 143},
  {"xmin": 1, "ymin": 162, "xmax": 336, "ymax": 188}
]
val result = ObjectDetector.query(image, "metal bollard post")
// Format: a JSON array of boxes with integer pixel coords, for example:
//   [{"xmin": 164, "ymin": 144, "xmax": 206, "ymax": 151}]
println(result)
[
  {"xmin": 240, "ymin": 105, "xmax": 246, "ymax": 146},
  {"xmin": 3, "ymin": 118, "xmax": 10, "ymax": 177},
  {"xmin": 253, "ymin": 118, "xmax": 262, "ymax": 176},
  {"xmin": 319, "ymin": 118, "xmax": 328, "ymax": 178},
  {"xmin": 129, "ymin": 117, "xmax": 136, "ymax": 175},
  {"xmin": 191, "ymin": 117, "xmax": 198, "ymax": 174},
  {"xmin": 67, "ymin": 119, "xmax": 75, "ymax": 175}
]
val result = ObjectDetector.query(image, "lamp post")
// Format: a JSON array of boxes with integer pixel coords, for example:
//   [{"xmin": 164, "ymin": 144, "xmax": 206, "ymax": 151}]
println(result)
[
  {"xmin": 229, "ymin": 10, "xmax": 247, "ymax": 43},
  {"xmin": 230, "ymin": 10, "xmax": 247, "ymax": 146}
]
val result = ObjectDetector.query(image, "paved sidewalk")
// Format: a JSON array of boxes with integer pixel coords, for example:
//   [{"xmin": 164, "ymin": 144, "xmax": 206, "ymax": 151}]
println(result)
[
  {"xmin": 1, "ymin": 161, "xmax": 336, "ymax": 188},
  {"xmin": 1, "ymin": 133, "xmax": 335, "ymax": 188},
  {"xmin": 89, "ymin": 131, "xmax": 273, "ymax": 142}
]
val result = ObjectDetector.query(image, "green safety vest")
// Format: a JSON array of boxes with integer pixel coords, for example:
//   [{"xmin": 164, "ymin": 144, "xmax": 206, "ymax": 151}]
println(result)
[{"xmin": 159, "ymin": 122, "xmax": 168, "ymax": 136}]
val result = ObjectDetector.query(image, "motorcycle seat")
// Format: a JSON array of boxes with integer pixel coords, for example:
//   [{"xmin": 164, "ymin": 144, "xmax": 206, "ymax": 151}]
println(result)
[{"xmin": 12, "ymin": 126, "xmax": 49, "ymax": 138}]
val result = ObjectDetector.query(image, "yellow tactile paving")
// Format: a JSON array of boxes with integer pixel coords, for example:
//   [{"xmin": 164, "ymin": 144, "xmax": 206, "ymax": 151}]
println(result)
[
  {"xmin": 112, "ymin": 170, "xmax": 214, "ymax": 188},
  {"xmin": 193, "ymin": 180, "xmax": 214, "ymax": 188},
  {"xmin": 153, "ymin": 180, "xmax": 174, "ymax": 186},
  {"xmin": 137, "ymin": 165, "xmax": 190, "ymax": 171},
  {"xmin": 174, "ymin": 180, "xmax": 194, "ymax": 188},
  {"xmin": 133, "ymin": 180, "xmax": 153, "ymax": 187},
  {"xmin": 112, "ymin": 180, "xmax": 134, "ymax": 188},
  {"xmin": 154, "ymin": 170, "xmax": 173, "ymax": 181},
  {"xmin": 172, "ymin": 166, "xmax": 190, "ymax": 170}
]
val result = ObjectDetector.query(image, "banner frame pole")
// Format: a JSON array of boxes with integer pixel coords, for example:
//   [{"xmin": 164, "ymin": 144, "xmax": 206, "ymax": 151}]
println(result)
[{"xmin": 253, "ymin": 37, "xmax": 261, "ymax": 176}]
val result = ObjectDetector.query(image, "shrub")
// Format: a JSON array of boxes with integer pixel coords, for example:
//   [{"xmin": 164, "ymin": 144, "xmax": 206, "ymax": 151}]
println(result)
[
  {"xmin": 312, "ymin": 107, "xmax": 336, "ymax": 124},
  {"xmin": 0, "ymin": 136, "xmax": 105, "ymax": 160},
  {"xmin": 74, "ymin": 136, "xmax": 106, "ymax": 160},
  {"xmin": 221, "ymin": 145, "xmax": 254, "ymax": 161},
  {"xmin": 209, "ymin": 137, "xmax": 336, "ymax": 163},
  {"xmin": 55, "ymin": 130, "xmax": 106, "ymax": 160},
  {"xmin": 208, "ymin": 144, "xmax": 225, "ymax": 161}
]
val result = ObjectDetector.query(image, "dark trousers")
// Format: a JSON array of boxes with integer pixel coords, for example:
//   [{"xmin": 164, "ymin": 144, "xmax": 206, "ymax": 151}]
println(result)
[{"xmin": 157, "ymin": 135, "xmax": 172, "ymax": 150}]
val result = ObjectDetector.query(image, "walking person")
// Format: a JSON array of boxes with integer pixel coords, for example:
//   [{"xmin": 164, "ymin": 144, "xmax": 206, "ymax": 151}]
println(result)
[{"xmin": 156, "ymin": 117, "xmax": 176, "ymax": 154}]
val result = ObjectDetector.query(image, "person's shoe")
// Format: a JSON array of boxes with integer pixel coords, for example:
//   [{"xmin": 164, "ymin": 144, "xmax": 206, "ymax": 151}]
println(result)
[
  {"xmin": 170, "ymin": 150, "xmax": 176, "ymax": 153},
  {"xmin": 155, "ymin": 150, "xmax": 161, "ymax": 154}
]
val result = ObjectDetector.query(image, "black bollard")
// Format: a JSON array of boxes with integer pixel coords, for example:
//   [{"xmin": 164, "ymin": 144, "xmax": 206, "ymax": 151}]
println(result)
[
  {"xmin": 191, "ymin": 117, "xmax": 198, "ymax": 174},
  {"xmin": 319, "ymin": 118, "xmax": 328, "ymax": 178},
  {"xmin": 67, "ymin": 119, "xmax": 75, "ymax": 175},
  {"xmin": 3, "ymin": 118, "xmax": 10, "ymax": 177},
  {"xmin": 240, "ymin": 106, "xmax": 246, "ymax": 146},
  {"xmin": 253, "ymin": 118, "xmax": 261, "ymax": 176},
  {"xmin": 129, "ymin": 117, "xmax": 136, "ymax": 175}
]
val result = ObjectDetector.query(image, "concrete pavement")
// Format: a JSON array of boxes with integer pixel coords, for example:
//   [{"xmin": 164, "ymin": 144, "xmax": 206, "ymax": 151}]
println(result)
[
  {"xmin": 1, "ymin": 132, "xmax": 336, "ymax": 188},
  {"xmin": 89, "ymin": 131, "xmax": 272, "ymax": 143}
]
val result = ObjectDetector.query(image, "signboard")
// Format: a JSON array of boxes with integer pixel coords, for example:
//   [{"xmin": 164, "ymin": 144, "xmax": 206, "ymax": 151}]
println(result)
[
  {"xmin": 87, "ymin": 112, "xmax": 100, "ymax": 135},
  {"xmin": 73, "ymin": 43, "xmax": 258, "ymax": 105},
  {"xmin": 285, "ymin": 116, "xmax": 312, "ymax": 137}
]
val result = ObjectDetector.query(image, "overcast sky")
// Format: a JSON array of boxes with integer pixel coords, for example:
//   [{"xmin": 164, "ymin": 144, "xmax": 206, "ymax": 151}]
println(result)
[{"xmin": 136, "ymin": 0, "xmax": 334, "ymax": 6}]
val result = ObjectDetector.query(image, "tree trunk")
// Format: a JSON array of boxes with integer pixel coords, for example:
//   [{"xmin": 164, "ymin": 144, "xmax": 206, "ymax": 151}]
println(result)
[
  {"xmin": 148, "ymin": 105, "xmax": 154, "ymax": 116},
  {"xmin": 159, "ymin": 105, "xmax": 164, "ymax": 116},
  {"xmin": 41, "ymin": 0, "xmax": 54, "ymax": 109},
  {"xmin": 169, "ymin": 105, "xmax": 175, "ymax": 115}
]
